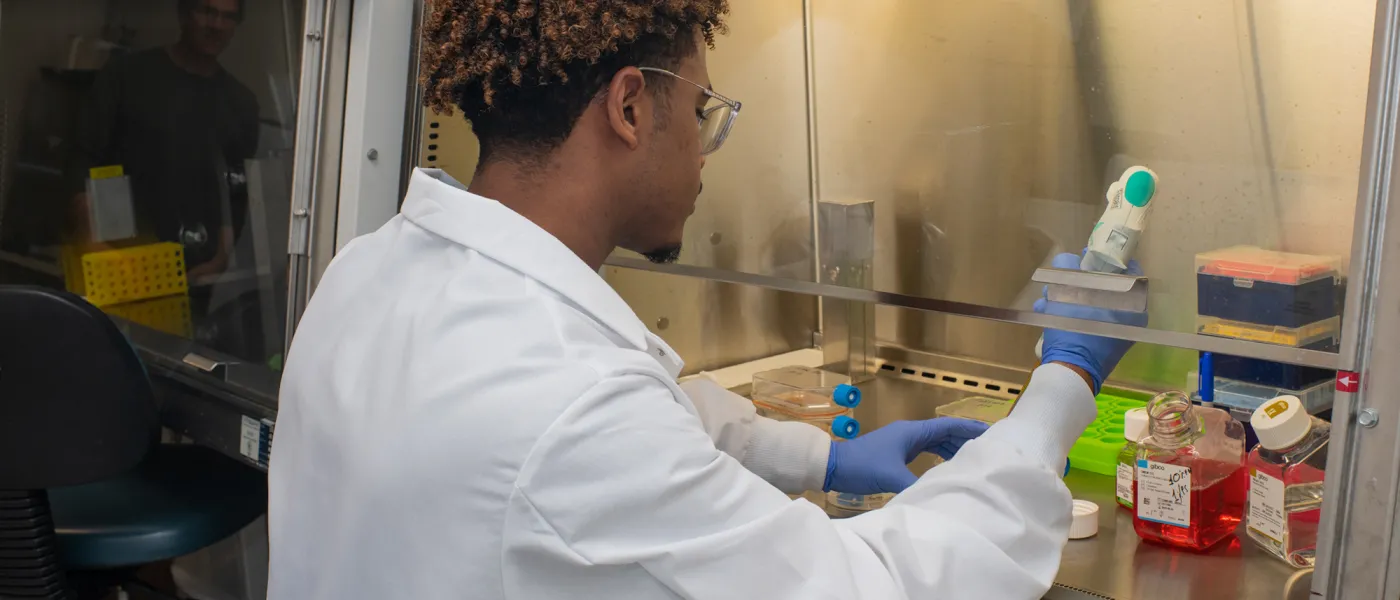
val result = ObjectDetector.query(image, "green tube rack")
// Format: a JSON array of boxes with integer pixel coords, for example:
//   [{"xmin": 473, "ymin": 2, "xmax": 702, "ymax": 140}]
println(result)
[{"xmin": 1067, "ymin": 392, "xmax": 1148, "ymax": 476}]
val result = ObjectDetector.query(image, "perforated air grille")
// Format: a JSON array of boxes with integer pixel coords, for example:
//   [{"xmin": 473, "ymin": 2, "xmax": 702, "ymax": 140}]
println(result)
[{"xmin": 876, "ymin": 359, "xmax": 1022, "ymax": 399}]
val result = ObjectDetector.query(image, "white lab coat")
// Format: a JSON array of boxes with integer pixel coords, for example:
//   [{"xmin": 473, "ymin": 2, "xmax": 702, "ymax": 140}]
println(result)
[{"xmin": 267, "ymin": 168, "xmax": 1099, "ymax": 600}]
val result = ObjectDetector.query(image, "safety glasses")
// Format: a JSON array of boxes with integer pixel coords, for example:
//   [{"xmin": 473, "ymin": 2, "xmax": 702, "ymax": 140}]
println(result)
[{"xmin": 638, "ymin": 67, "xmax": 742, "ymax": 156}]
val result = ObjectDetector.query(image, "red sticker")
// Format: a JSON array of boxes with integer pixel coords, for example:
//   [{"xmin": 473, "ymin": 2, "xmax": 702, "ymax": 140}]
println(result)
[{"xmin": 1337, "ymin": 371, "xmax": 1361, "ymax": 393}]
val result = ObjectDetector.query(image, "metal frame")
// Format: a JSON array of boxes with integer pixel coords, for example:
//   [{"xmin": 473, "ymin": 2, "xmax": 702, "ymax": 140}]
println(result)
[
  {"xmin": 802, "ymin": 0, "xmax": 825, "ymax": 335},
  {"xmin": 306, "ymin": 0, "xmax": 354, "ymax": 296},
  {"xmin": 607, "ymin": 256, "xmax": 1343, "ymax": 370},
  {"xmin": 333, "ymin": 0, "xmax": 418, "ymax": 253},
  {"xmin": 398, "ymin": 0, "xmax": 427, "ymax": 199},
  {"xmin": 1315, "ymin": 1, "xmax": 1400, "ymax": 596},
  {"xmin": 285, "ymin": 0, "xmax": 349, "ymax": 348}
]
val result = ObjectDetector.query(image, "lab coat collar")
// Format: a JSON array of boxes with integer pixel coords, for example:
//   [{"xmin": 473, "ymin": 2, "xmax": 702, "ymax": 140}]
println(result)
[{"xmin": 400, "ymin": 169, "xmax": 684, "ymax": 378}]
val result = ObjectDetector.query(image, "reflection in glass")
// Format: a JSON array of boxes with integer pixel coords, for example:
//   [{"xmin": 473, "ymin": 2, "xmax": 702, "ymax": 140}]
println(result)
[
  {"xmin": 0, "ymin": 0, "xmax": 304, "ymax": 369},
  {"xmin": 801, "ymin": 1, "xmax": 1372, "ymax": 388}
]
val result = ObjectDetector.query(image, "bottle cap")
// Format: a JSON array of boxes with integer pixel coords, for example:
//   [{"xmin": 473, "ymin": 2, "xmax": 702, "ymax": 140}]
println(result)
[
  {"xmin": 1068, "ymin": 499, "xmax": 1100, "ymax": 540},
  {"xmin": 831, "ymin": 415, "xmax": 860, "ymax": 439},
  {"xmin": 1123, "ymin": 407, "xmax": 1149, "ymax": 443},
  {"xmin": 832, "ymin": 384, "xmax": 862, "ymax": 408},
  {"xmin": 1252, "ymin": 395, "xmax": 1311, "ymax": 450}
]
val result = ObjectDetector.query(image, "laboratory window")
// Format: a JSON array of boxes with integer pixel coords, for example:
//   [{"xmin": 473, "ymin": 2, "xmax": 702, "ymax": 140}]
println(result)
[{"xmin": 0, "ymin": 0, "xmax": 306, "ymax": 369}]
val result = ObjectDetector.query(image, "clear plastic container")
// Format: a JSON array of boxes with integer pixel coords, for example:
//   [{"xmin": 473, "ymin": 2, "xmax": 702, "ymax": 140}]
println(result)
[
  {"xmin": 935, "ymin": 396, "xmax": 1013, "ymax": 424},
  {"xmin": 1133, "ymin": 391, "xmax": 1248, "ymax": 551},
  {"xmin": 1115, "ymin": 408, "xmax": 1149, "ymax": 510},
  {"xmin": 1188, "ymin": 371, "xmax": 1335, "ymax": 415},
  {"xmin": 1196, "ymin": 246, "xmax": 1340, "ymax": 286},
  {"xmin": 1247, "ymin": 396, "xmax": 1329, "ymax": 568},
  {"xmin": 751, "ymin": 366, "xmax": 862, "ymax": 439},
  {"xmin": 1208, "ymin": 346, "xmax": 1337, "ymax": 390},
  {"xmin": 1196, "ymin": 315, "xmax": 1340, "ymax": 348},
  {"xmin": 750, "ymin": 367, "xmax": 886, "ymax": 514}
]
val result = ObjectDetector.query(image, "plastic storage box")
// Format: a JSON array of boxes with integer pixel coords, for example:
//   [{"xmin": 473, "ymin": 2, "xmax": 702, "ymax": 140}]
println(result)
[
  {"xmin": 1197, "ymin": 315, "xmax": 1340, "ymax": 348},
  {"xmin": 65, "ymin": 242, "xmax": 189, "ymax": 307},
  {"xmin": 1207, "ymin": 345, "xmax": 1335, "ymax": 390},
  {"xmin": 935, "ymin": 396, "xmax": 1013, "ymax": 424},
  {"xmin": 1189, "ymin": 371, "xmax": 1335, "ymax": 415},
  {"xmin": 1197, "ymin": 246, "xmax": 1340, "ymax": 285},
  {"xmin": 1196, "ymin": 246, "xmax": 1341, "ymax": 341}
]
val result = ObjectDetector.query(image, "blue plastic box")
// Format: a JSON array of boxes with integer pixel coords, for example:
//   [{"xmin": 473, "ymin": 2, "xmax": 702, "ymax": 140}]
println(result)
[
  {"xmin": 1207, "ymin": 341, "xmax": 1337, "ymax": 389},
  {"xmin": 1196, "ymin": 246, "xmax": 1341, "ymax": 328},
  {"xmin": 1197, "ymin": 273, "xmax": 1337, "ymax": 328},
  {"xmin": 1188, "ymin": 370, "xmax": 1335, "ymax": 415}
]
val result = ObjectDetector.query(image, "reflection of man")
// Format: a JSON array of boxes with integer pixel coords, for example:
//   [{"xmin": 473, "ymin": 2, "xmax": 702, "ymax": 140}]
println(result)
[{"xmin": 74, "ymin": 0, "xmax": 259, "ymax": 278}]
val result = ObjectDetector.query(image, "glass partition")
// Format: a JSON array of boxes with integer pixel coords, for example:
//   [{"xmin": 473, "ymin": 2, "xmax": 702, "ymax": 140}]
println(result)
[
  {"xmin": 604, "ymin": 1, "xmax": 817, "ymax": 281},
  {"xmin": 405, "ymin": 1, "xmax": 1377, "ymax": 380},
  {"xmin": 659, "ymin": 1, "xmax": 1375, "ymax": 373},
  {"xmin": 803, "ymin": 0, "xmax": 1374, "ymax": 383},
  {"xmin": 0, "ymin": 0, "xmax": 305, "ymax": 370}
]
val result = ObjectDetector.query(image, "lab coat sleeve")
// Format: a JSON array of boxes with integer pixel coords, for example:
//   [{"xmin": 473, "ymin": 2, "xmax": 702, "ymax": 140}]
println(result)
[
  {"xmin": 508, "ymin": 363, "xmax": 1095, "ymax": 600},
  {"xmin": 677, "ymin": 377, "xmax": 829, "ymax": 494}
]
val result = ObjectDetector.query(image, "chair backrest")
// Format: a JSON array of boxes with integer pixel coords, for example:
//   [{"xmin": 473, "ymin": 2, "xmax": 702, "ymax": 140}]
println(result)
[{"xmin": 0, "ymin": 285, "xmax": 159, "ymax": 489}]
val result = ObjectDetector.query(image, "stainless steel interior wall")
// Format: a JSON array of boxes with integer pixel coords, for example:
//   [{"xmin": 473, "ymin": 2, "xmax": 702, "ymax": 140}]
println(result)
[
  {"xmin": 412, "ymin": 0, "xmax": 820, "ymax": 372},
  {"xmin": 412, "ymin": 0, "xmax": 1376, "ymax": 382},
  {"xmin": 608, "ymin": 1, "xmax": 819, "ymax": 373},
  {"xmin": 604, "ymin": 267, "xmax": 817, "ymax": 374},
  {"xmin": 791, "ymin": 0, "xmax": 1373, "ymax": 389},
  {"xmin": 808, "ymin": 1, "xmax": 1101, "ymax": 377}
]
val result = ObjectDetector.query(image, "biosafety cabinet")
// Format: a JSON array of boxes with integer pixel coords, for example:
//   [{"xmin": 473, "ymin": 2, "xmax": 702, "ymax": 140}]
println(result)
[{"xmin": 3, "ymin": 0, "xmax": 1400, "ymax": 598}]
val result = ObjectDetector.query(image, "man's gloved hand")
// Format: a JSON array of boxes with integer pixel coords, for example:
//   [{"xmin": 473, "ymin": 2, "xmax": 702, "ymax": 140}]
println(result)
[
  {"xmin": 1035, "ymin": 252, "xmax": 1150, "ymax": 393},
  {"xmin": 823, "ymin": 418, "xmax": 990, "ymax": 495}
]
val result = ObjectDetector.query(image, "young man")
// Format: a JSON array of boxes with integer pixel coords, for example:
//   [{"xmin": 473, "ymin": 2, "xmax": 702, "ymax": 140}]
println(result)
[
  {"xmin": 73, "ymin": 0, "xmax": 258, "ymax": 278},
  {"xmin": 267, "ymin": 2, "xmax": 1145, "ymax": 598}
]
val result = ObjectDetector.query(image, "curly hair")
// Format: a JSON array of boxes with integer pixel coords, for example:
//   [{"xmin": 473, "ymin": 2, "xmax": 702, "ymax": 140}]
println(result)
[{"xmin": 420, "ymin": 0, "xmax": 729, "ymax": 162}]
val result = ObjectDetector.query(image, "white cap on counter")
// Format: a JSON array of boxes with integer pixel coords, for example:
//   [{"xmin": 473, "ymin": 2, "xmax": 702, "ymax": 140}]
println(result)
[
  {"xmin": 1252, "ymin": 395, "xmax": 1311, "ymax": 450},
  {"xmin": 1068, "ymin": 499, "xmax": 1100, "ymax": 540}
]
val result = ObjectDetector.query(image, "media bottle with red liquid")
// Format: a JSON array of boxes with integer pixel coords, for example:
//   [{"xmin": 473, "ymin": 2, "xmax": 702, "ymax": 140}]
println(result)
[
  {"xmin": 1246, "ymin": 395, "xmax": 1329, "ymax": 568},
  {"xmin": 1133, "ymin": 391, "xmax": 1248, "ymax": 551}
]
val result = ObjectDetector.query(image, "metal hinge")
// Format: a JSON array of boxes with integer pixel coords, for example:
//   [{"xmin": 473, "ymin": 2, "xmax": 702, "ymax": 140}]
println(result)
[{"xmin": 287, "ymin": 207, "xmax": 311, "ymax": 256}]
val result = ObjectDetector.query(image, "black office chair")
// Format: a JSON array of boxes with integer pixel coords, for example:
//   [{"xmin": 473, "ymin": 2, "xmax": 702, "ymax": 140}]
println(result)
[{"xmin": 0, "ymin": 285, "xmax": 266, "ymax": 599}]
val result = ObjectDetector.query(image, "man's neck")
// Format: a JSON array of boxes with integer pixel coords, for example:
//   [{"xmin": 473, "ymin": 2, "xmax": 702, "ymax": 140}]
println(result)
[
  {"xmin": 468, "ymin": 158, "xmax": 618, "ymax": 272},
  {"xmin": 167, "ymin": 42, "xmax": 219, "ymax": 77}
]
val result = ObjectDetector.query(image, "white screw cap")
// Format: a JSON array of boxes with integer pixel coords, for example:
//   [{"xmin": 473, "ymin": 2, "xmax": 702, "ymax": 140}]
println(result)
[
  {"xmin": 1252, "ymin": 395, "xmax": 1312, "ymax": 450},
  {"xmin": 1123, "ymin": 407, "xmax": 1149, "ymax": 443},
  {"xmin": 1068, "ymin": 499, "xmax": 1100, "ymax": 540}
]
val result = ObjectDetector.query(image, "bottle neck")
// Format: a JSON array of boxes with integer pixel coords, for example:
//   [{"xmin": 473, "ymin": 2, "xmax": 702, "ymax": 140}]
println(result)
[
  {"xmin": 1260, "ymin": 423, "xmax": 1314, "ymax": 459},
  {"xmin": 1148, "ymin": 391, "xmax": 1202, "ymax": 448}
]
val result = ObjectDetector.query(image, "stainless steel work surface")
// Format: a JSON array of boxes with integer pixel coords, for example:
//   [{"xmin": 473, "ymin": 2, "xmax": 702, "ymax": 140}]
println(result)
[
  {"xmin": 850, "ymin": 372, "xmax": 1312, "ymax": 600},
  {"xmin": 1056, "ymin": 471, "xmax": 1311, "ymax": 600}
]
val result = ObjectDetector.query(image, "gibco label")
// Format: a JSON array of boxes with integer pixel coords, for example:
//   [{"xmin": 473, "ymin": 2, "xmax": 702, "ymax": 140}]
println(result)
[
  {"xmin": 1116, "ymin": 462, "xmax": 1135, "ymax": 506},
  {"xmin": 1136, "ymin": 460, "xmax": 1191, "ymax": 528},
  {"xmin": 1247, "ymin": 468, "xmax": 1286, "ymax": 545}
]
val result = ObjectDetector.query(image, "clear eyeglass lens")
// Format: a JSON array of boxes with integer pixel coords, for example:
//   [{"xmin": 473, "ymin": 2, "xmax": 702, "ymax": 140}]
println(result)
[{"xmin": 699, "ymin": 103, "xmax": 733, "ymax": 155}]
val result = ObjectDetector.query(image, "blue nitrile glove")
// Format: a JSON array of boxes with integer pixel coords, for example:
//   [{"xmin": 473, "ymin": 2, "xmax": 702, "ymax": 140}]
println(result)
[
  {"xmin": 1035, "ymin": 252, "xmax": 1149, "ymax": 393},
  {"xmin": 823, "ymin": 418, "xmax": 991, "ymax": 495}
]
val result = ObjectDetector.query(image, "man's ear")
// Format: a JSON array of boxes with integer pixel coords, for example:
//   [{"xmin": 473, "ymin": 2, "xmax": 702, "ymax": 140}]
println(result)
[{"xmin": 605, "ymin": 67, "xmax": 648, "ymax": 151}]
